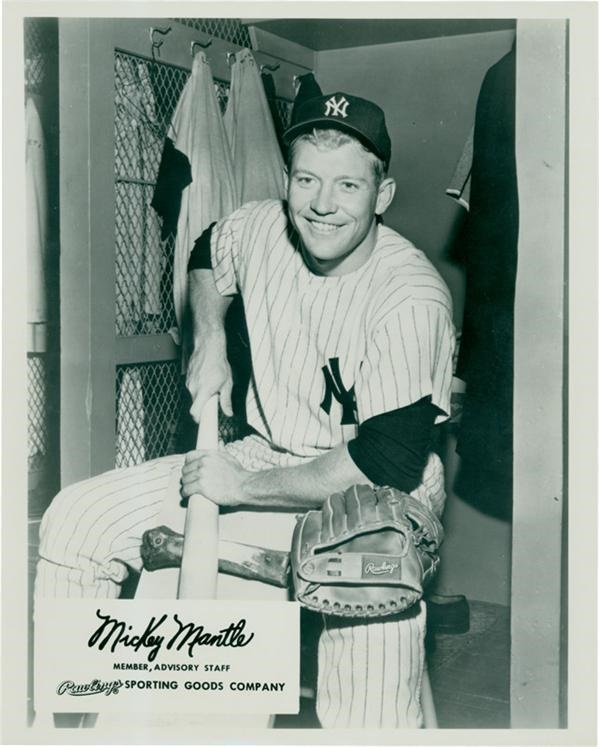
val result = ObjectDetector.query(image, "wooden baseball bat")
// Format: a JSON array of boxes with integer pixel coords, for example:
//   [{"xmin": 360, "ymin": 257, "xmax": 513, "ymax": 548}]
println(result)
[{"xmin": 177, "ymin": 395, "xmax": 219, "ymax": 599}]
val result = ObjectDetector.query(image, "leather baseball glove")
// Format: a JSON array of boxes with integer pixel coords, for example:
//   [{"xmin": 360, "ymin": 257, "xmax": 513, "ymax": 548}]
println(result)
[{"xmin": 291, "ymin": 484, "xmax": 444, "ymax": 619}]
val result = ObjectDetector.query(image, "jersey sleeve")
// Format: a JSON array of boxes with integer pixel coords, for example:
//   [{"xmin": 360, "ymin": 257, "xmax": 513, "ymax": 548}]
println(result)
[
  {"xmin": 210, "ymin": 202, "xmax": 258, "ymax": 296},
  {"xmin": 356, "ymin": 301, "xmax": 455, "ymax": 424}
]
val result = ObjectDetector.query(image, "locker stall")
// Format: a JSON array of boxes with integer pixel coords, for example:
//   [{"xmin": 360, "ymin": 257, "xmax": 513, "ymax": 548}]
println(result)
[
  {"xmin": 25, "ymin": 15, "xmax": 567, "ymax": 730},
  {"xmin": 25, "ymin": 18, "xmax": 60, "ymax": 518}
]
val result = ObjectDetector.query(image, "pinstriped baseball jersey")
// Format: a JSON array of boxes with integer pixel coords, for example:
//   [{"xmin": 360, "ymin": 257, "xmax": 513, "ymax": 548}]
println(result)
[{"xmin": 212, "ymin": 199, "xmax": 455, "ymax": 458}]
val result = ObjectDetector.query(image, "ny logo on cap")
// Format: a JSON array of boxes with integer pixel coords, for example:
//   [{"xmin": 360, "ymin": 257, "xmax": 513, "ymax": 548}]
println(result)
[{"xmin": 324, "ymin": 95, "xmax": 349, "ymax": 118}]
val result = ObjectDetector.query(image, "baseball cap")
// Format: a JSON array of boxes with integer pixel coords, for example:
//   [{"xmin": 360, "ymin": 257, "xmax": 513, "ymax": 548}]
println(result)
[{"xmin": 283, "ymin": 92, "xmax": 392, "ymax": 167}]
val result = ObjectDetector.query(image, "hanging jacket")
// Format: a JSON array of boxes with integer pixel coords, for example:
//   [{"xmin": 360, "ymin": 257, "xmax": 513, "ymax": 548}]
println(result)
[
  {"xmin": 290, "ymin": 72, "xmax": 323, "ymax": 125},
  {"xmin": 454, "ymin": 47, "xmax": 518, "ymax": 520}
]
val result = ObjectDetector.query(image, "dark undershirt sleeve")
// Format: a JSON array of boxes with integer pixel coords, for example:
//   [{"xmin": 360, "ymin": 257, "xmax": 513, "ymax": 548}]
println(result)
[
  {"xmin": 347, "ymin": 396, "xmax": 441, "ymax": 493},
  {"xmin": 187, "ymin": 222, "xmax": 216, "ymax": 272}
]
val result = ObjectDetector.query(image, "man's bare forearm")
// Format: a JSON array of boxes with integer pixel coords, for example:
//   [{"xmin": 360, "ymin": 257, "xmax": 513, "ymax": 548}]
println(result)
[
  {"xmin": 188, "ymin": 268, "xmax": 232, "ymax": 340},
  {"xmin": 241, "ymin": 443, "xmax": 370, "ymax": 510},
  {"xmin": 187, "ymin": 269, "xmax": 236, "ymax": 418}
]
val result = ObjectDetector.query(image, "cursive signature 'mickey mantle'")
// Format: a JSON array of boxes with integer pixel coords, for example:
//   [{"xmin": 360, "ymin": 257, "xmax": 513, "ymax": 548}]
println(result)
[{"xmin": 88, "ymin": 610, "xmax": 254, "ymax": 662}]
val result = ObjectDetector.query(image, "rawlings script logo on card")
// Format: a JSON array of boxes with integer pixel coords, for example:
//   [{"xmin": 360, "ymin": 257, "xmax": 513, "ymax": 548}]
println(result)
[
  {"xmin": 364, "ymin": 560, "xmax": 400, "ymax": 576},
  {"xmin": 57, "ymin": 679, "xmax": 123, "ymax": 696},
  {"xmin": 88, "ymin": 610, "xmax": 254, "ymax": 663}
]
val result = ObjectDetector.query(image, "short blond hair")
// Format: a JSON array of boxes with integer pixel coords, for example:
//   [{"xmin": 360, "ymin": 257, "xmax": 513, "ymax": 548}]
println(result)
[{"xmin": 288, "ymin": 128, "xmax": 387, "ymax": 184}]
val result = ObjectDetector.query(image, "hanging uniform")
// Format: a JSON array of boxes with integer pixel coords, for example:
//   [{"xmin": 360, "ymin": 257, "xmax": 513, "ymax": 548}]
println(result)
[{"xmin": 224, "ymin": 49, "xmax": 285, "ymax": 203}]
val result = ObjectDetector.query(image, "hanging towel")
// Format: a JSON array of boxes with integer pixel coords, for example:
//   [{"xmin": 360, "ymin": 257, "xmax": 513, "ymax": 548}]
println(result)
[
  {"xmin": 224, "ymin": 49, "xmax": 285, "ymax": 204},
  {"xmin": 290, "ymin": 72, "xmax": 323, "ymax": 126},
  {"xmin": 453, "ymin": 47, "xmax": 518, "ymax": 520},
  {"xmin": 26, "ymin": 95, "xmax": 48, "ymax": 346},
  {"xmin": 159, "ymin": 51, "xmax": 238, "ymax": 334},
  {"xmin": 446, "ymin": 125, "xmax": 473, "ymax": 211}
]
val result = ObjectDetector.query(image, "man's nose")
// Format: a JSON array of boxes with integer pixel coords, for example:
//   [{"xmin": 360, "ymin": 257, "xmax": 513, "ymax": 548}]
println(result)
[{"xmin": 310, "ymin": 184, "xmax": 336, "ymax": 214}]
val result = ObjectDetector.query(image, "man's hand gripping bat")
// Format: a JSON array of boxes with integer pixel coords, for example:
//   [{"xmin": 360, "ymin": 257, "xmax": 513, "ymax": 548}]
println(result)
[{"xmin": 141, "ymin": 525, "xmax": 290, "ymax": 588}]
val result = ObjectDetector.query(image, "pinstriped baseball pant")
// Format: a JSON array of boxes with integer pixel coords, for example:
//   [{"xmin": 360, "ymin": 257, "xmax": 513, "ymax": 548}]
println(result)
[
  {"xmin": 317, "ymin": 606, "xmax": 426, "ymax": 728},
  {"xmin": 35, "ymin": 435, "xmax": 444, "ymax": 728}
]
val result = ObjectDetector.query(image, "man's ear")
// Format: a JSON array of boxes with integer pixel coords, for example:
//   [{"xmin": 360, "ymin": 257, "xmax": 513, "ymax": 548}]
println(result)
[{"xmin": 375, "ymin": 177, "xmax": 396, "ymax": 216}]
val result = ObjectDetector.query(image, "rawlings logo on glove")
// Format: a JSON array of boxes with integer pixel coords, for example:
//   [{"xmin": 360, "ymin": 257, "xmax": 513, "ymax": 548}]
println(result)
[
  {"xmin": 291, "ymin": 484, "xmax": 444, "ymax": 619},
  {"xmin": 364, "ymin": 559, "xmax": 400, "ymax": 576}
]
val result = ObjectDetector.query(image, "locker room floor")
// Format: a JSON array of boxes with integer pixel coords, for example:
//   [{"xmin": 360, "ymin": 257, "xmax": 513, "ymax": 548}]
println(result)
[{"xmin": 27, "ymin": 518, "xmax": 510, "ymax": 729}]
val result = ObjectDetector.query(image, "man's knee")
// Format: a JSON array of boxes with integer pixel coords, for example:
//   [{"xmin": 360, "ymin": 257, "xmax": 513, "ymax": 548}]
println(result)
[
  {"xmin": 41, "ymin": 479, "xmax": 88, "ymax": 528},
  {"xmin": 38, "ymin": 473, "xmax": 113, "ymax": 558}
]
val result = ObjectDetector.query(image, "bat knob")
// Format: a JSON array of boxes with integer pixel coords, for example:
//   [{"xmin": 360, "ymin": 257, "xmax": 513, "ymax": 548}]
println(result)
[{"xmin": 141, "ymin": 525, "xmax": 184, "ymax": 571}]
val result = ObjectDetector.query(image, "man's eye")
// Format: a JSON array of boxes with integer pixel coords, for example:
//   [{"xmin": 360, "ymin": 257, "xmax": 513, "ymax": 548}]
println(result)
[
  {"xmin": 340, "ymin": 181, "xmax": 359, "ymax": 192},
  {"xmin": 295, "ymin": 175, "xmax": 314, "ymax": 186}
]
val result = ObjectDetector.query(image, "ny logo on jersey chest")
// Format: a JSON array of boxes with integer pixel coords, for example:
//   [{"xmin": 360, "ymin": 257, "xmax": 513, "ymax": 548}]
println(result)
[{"xmin": 320, "ymin": 357, "xmax": 358, "ymax": 426}]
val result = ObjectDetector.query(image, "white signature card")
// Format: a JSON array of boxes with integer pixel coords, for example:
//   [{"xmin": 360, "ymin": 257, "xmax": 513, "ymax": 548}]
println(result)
[{"xmin": 34, "ymin": 599, "xmax": 299, "ymax": 714}]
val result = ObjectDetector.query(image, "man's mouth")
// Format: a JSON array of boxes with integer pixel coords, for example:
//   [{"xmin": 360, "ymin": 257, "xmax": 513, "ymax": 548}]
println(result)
[{"xmin": 306, "ymin": 219, "xmax": 342, "ymax": 235}]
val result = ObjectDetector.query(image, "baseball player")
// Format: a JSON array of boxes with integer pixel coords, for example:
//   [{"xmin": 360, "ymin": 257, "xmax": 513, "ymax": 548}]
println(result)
[{"xmin": 35, "ymin": 92, "xmax": 455, "ymax": 728}]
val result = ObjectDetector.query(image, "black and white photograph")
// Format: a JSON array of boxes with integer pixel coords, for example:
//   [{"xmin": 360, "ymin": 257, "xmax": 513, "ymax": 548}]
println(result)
[{"xmin": 2, "ymin": 2, "xmax": 597, "ymax": 744}]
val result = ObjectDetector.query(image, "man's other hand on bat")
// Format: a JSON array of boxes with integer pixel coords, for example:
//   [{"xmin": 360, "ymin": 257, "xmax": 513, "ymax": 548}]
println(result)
[{"xmin": 181, "ymin": 449, "xmax": 250, "ymax": 507}]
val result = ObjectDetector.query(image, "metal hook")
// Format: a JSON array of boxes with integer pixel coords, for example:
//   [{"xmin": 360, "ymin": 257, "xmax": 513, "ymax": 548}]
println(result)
[
  {"xmin": 191, "ymin": 38, "xmax": 212, "ymax": 56},
  {"xmin": 151, "ymin": 41, "xmax": 163, "ymax": 61},
  {"xmin": 260, "ymin": 62, "xmax": 280, "ymax": 74},
  {"xmin": 149, "ymin": 25, "xmax": 172, "ymax": 44},
  {"xmin": 149, "ymin": 25, "xmax": 171, "ymax": 61}
]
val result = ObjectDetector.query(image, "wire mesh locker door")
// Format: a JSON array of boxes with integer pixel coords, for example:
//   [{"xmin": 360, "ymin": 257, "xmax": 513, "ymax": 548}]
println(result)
[{"xmin": 113, "ymin": 47, "xmax": 189, "ymax": 468}]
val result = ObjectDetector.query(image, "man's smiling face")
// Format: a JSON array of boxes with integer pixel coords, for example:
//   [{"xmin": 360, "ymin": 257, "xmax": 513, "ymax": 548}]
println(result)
[{"xmin": 286, "ymin": 138, "xmax": 394, "ymax": 276}]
